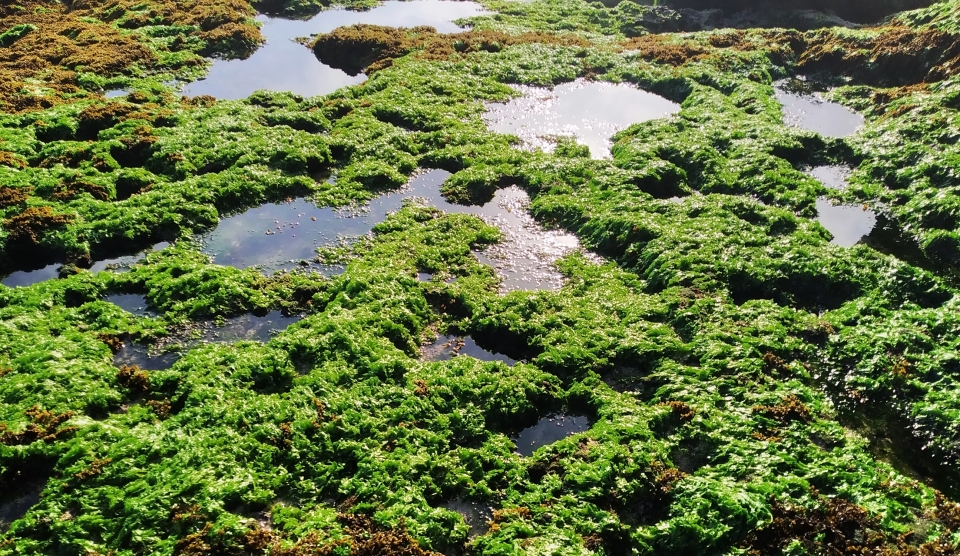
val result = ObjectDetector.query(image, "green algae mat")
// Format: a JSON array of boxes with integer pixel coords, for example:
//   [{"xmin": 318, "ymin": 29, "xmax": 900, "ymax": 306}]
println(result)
[{"xmin": 4, "ymin": 0, "xmax": 960, "ymax": 554}]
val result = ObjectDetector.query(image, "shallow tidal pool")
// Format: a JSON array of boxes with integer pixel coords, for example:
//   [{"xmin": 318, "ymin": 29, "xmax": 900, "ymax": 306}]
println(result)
[
  {"xmin": 483, "ymin": 79, "xmax": 681, "ymax": 158},
  {"xmin": 775, "ymin": 82, "xmax": 864, "ymax": 138},
  {"xmin": 204, "ymin": 169, "xmax": 595, "ymax": 291},
  {"xmin": 182, "ymin": 0, "xmax": 490, "ymax": 100}
]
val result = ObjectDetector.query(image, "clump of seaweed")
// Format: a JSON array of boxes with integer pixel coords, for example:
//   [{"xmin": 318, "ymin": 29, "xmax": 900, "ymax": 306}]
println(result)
[
  {"xmin": 0, "ymin": 406, "xmax": 76, "ymax": 446},
  {"xmin": 0, "ymin": 185, "xmax": 32, "ymax": 208},
  {"xmin": 51, "ymin": 179, "xmax": 111, "ymax": 202},
  {"xmin": 741, "ymin": 493, "xmax": 894, "ymax": 555},
  {"xmin": 116, "ymin": 364, "xmax": 150, "ymax": 392},
  {"xmin": 800, "ymin": 26, "xmax": 960, "ymax": 87},
  {"xmin": 0, "ymin": 0, "xmax": 262, "ymax": 112},
  {"xmin": 0, "ymin": 151, "xmax": 27, "ymax": 169},
  {"xmin": 753, "ymin": 395, "xmax": 813, "ymax": 424},
  {"xmin": 1, "ymin": 206, "xmax": 73, "ymax": 245}
]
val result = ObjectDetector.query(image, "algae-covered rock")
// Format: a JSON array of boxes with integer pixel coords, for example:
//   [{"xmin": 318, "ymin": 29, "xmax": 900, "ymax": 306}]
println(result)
[{"xmin": 2, "ymin": 0, "xmax": 960, "ymax": 553}]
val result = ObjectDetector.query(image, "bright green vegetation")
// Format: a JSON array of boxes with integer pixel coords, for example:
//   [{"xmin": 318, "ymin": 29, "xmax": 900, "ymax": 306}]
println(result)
[{"xmin": 3, "ymin": 0, "xmax": 960, "ymax": 554}]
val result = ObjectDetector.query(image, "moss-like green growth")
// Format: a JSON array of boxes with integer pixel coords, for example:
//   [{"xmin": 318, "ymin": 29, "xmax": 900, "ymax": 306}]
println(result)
[{"xmin": 3, "ymin": 0, "xmax": 960, "ymax": 553}]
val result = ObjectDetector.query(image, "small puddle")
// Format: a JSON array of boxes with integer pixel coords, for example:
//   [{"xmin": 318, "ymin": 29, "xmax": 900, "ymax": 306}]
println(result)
[
  {"xmin": 183, "ymin": 0, "xmax": 489, "ymax": 100},
  {"xmin": 1, "ymin": 263, "xmax": 60, "ymax": 288},
  {"xmin": 444, "ymin": 498, "xmax": 493, "ymax": 538},
  {"xmin": 201, "ymin": 310, "xmax": 302, "ymax": 343},
  {"xmin": 816, "ymin": 198, "xmax": 877, "ymax": 247},
  {"xmin": 806, "ymin": 165, "xmax": 852, "ymax": 190},
  {"xmin": 201, "ymin": 182, "xmax": 430, "ymax": 271},
  {"xmin": 775, "ymin": 84, "xmax": 864, "ymax": 138},
  {"xmin": 89, "ymin": 242, "xmax": 170, "ymax": 273},
  {"xmin": 205, "ymin": 169, "xmax": 593, "ymax": 290},
  {"xmin": 422, "ymin": 334, "xmax": 516, "ymax": 364},
  {"xmin": 113, "ymin": 311, "xmax": 302, "ymax": 369},
  {"xmin": 0, "ymin": 488, "xmax": 41, "ymax": 532},
  {"xmin": 114, "ymin": 342, "xmax": 181, "ymax": 371},
  {"xmin": 105, "ymin": 293, "xmax": 155, "ymax": 317},
  {"xmin": 512, "ymin": 413, "xmax": 590, "ymax": 456},
  {"xmin": 483, "ymin": 79, "xmax": 680, "ymax": 159}
]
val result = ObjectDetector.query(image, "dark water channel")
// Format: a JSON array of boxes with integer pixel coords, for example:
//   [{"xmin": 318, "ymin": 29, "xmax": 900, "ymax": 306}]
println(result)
[
  {"xmin": 89, "ymin": 242, "xmax": 171, "ymax": 273},
  {"xmin": 183, "ymin": 0, "xmax": 489, "ymax": 100},
  {"xmin": 512, "ymin": 414, "xmax": 590, "ymax": 456},
  {"xmin": 1, "ymin": 242, "xmax": 170, "ymax": 289},
  {"xmin": 204, "ymin": 169, "xmax": 594, "ymax": 291},
  {"xmin": 483, "ymin": 79, "xmax": 681, "ymax": 159},
  {"xmin": 0, "ymin": 488, "xmax": 41, "ymax": 532},
  {"xmin": 421, "ymin": 334, "xmax": 517, "ymax": 364},
  {"xmin": 0, "ymin": 263, "xmax": 60, "ymax": 289}
]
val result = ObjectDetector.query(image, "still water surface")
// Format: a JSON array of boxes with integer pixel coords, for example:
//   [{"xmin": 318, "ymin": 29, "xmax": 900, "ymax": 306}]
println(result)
[
  {"xmin": 421, "ymin": 334, "xmax": 517, "ymax": 364},
  {"xmin": 776, "ymin": 85, "xmax": 864, "ymax": 138},
  {"xmin": 484, "ymin": 79, "xmax": 681, "ymax": 159},
  {"xmin": 513, "ymin": 413, "xmax": 590, "ymax": 456},
  {"xmin": 183, "ymin": 0, "xmax": 489, "ymax": 100},
  {"xmin": 805, "ymin": 165, "xmax": 878, "ymax": 247},
  {"xmin": 203, "ymin": 169, "xmax": 594, "ymax": 291}
]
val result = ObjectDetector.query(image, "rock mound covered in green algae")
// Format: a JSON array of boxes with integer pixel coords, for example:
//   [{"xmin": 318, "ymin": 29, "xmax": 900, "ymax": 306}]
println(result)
[{"xmin": 2, "ymin": 0, "xmax": 960, "ymax": 554}]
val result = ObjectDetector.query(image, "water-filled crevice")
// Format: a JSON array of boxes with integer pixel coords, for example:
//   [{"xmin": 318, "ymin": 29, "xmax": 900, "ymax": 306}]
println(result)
[{"xmin": 511, "ymin": 413, "xmax": 591, "ymax": 457}]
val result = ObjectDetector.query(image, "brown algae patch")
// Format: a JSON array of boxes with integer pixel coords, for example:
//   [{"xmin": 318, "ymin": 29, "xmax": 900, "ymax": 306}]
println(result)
[
  {"xmin": 799, "ymin": 25, "xmax": 960, "ymax": 86},
  {"xmin": 0, "ymin": 0, "xmax": 261, "ymax": 111}
]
